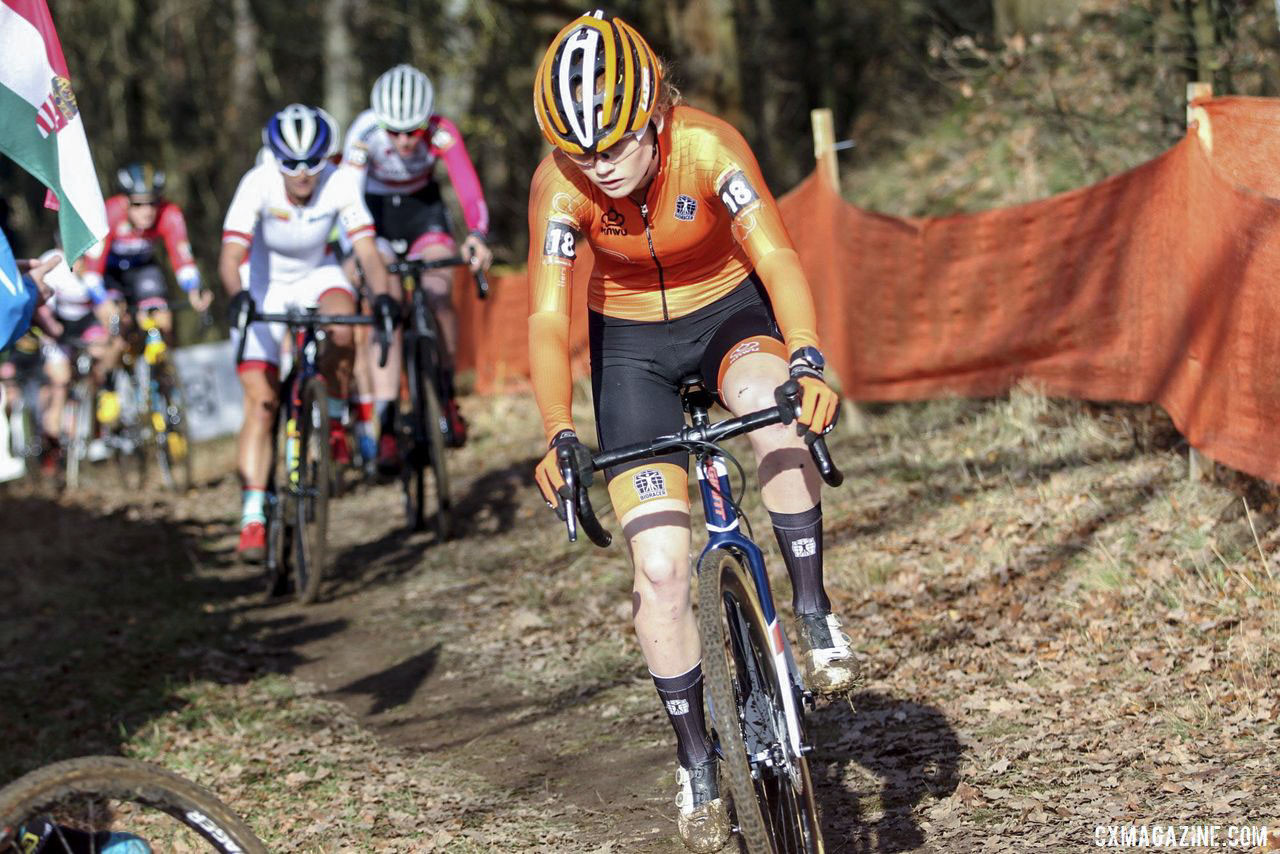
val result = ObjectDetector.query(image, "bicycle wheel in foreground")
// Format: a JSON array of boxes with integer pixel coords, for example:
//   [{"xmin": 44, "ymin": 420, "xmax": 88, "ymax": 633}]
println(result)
[
  {"xmin": 0, "ymin": 755, "xmax": 267, "ymax": 854},
  {"xmin": 293, "ymin": 376, "xmax": 332, "ymax": 604},
  {"xmin": 697, "ymin": 548, "xmax": 825, "ymax": 854}
]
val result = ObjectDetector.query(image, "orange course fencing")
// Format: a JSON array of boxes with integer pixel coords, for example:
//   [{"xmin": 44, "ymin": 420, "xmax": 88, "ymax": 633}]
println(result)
[{"xmin": 454, "ymin": 96, "xmax": 1280, "ymax": 484}]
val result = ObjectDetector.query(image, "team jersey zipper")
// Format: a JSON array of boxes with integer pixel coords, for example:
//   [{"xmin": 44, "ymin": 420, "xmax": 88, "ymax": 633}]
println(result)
[{"xmin": 637, "ymin": 202, "xmax": 669, "ymax": 322}]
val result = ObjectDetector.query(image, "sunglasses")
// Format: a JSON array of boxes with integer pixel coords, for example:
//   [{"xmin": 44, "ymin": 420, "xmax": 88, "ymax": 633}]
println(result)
[
  {"xmin": 128, "ymin": 198, "xmax": 157, "ymax": 208},
  {"xmin": 566, "ymin": 127, "xmax": 650, "ymax": 169},
  {"xmin": 381, "ymin": 125, "xmax": 427, "ymax": 140},
  {"xmin": 278, "ymin": 156, "xmax": 326, "ymax": 176}
]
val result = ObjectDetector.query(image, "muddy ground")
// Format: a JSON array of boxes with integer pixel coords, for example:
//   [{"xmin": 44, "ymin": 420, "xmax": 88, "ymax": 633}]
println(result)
[{"xmin": 3, "ymin": 387, "xmax": 1278, "ymax": 852}]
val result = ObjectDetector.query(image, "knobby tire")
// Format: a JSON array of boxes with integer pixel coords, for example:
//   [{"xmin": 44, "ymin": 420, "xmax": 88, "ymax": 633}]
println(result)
[
  {"xmin": 0, "ymin": 755, "xmax": 267, "ymax": 854},
  {"xmin": 293, "ymin": 377, "xmax": 331, "ymax": 604},
  {"xmin": 697, "ymin": 548, "xmax": 824, "ymax": 854}
]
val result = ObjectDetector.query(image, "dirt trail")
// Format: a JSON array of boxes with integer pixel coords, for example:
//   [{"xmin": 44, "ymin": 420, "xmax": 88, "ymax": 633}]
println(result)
[{"xmin": 6, "ymin": 389, "xmax": 1279, "ymax": 852}]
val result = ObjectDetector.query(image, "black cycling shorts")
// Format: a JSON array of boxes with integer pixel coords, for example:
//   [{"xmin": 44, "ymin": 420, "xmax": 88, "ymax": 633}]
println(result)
[
  {"xmin": 365, "ymin": 182, "xmax": 455, "ymax": 248},
  {"xmin": 589, "ymin": 275, "xmax": 783, "ymax": 481},
  {"xmin": 105, "ymin": 263, "xmax": 168, "ymax": 308}
]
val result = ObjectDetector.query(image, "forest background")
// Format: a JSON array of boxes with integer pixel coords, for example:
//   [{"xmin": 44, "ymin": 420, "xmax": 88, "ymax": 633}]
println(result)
[{"xmin": 2, "ymin": 0, "xmax": 1278, "ymax": 303}]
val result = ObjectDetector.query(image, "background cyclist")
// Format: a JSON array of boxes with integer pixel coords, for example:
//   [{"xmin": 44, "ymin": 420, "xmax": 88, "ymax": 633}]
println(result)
[
  {"xmin": 528, "ymin": 14, "xmax": 857, "ymax": 852},
  {"xmin": 343, "ymin": 63, "xmax": 493, "ymax": 471},
  {"xmin": 219, "ymin": 104, "xmax": 394, "ymax": 560}
]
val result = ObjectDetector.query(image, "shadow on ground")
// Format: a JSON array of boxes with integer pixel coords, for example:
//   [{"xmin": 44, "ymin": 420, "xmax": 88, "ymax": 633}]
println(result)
[
  {"xmin": 0, "ymin": 492, "xmax": 285, "ymax": 779},
  {"xmin": 811, "ymin": 691, "xmax": 962, "ymax": 854}
]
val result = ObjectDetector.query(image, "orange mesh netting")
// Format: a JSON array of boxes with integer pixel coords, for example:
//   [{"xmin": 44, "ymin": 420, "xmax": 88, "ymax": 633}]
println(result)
[{"xmin": 454, "ymin": 97, "xmax": 1280, "ymax": 482}]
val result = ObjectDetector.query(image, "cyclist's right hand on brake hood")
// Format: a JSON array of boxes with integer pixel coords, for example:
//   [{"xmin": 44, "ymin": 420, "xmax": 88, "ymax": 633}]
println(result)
[{"xmin": 535, "ymin": 428, "xmax": 580, "ymax": 514}]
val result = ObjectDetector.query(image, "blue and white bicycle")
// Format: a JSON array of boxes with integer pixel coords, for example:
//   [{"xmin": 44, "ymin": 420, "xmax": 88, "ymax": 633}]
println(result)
[{"xmin": 557, "ymin": 378, "xmax": 841, "ymax": 853}]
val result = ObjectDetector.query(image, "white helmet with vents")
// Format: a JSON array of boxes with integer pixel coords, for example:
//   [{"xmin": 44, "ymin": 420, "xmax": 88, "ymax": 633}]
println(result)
[{"xmin": 371, "ymin": 64, "xmax": 434, "ymax": 132}]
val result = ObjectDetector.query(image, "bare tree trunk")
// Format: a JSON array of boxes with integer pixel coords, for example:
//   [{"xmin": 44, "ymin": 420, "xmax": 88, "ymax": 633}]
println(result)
[
  {"xmin": 324, "ymin": 0, "xmax": 356, "ymax": 129},
  {"xmin": 1189, "ymin": 0, "xmax": 1217, "ymax": 82},
  {"xmin": 994, "ymin": 0, "xmax": 1078, "ymax": 38},
  {"xmin": 228, "ymin": 0, "xmax": 258, "ymax": 135}
]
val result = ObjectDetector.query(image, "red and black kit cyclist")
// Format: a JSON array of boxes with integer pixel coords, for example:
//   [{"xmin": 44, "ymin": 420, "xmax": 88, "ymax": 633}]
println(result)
[
  {"xmin": 528, "ymin": 12, "xmax": 859, "ymax": 852},
  {"xmin": 82, "ymin": 162, "xmax": 212, "ymax": 337},
  {"xmin": 343, "ymin": 63, "xmax": 493, "ymax": 470}
]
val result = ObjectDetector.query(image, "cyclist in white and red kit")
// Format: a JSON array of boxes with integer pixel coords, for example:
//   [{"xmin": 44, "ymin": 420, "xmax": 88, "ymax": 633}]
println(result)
[
  {"xmin": 219, "ymin": 104, "xmax": 394, "ymax": 559},
  {"xmin": 343, "ymin": 63, "xmax": 493, "ymax": 470}
]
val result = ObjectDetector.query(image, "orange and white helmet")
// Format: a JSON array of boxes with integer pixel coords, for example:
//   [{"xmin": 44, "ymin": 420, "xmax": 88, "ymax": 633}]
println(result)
[{"xmin": 533, "ymin": 11, "xmax": 661, "ymax": 156}]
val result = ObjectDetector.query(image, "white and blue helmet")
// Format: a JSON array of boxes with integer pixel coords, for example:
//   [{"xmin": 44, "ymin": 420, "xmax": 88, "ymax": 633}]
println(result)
[{"xmin": 262, "ymin": 103, "xmax": 333, "ymax": 165}]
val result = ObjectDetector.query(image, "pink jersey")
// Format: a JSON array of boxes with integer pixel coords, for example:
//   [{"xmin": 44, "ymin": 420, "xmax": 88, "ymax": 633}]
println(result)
[
  {"xmin": 343, "ymin": 109, "xmax": 489, "ymax": 235},
  {"xmin": 83, "ymin": 194, "xmax": 198, "ymax": 286}
]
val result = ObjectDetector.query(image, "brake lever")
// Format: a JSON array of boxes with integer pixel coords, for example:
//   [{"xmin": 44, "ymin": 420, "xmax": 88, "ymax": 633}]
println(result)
[
  {"xmin": 474, "ymin": 268, "xmax": 490, "ymax": 300},
  {"xmin": 775, "ymin": 379, "xmax": 843, "ymax": 487},
  {"xmin": 233, "ymin": 298, "xmax": 256, "ymax": 363},
  {"xmin": 557, "ymin": 444, "xmax": 578, "ymax": 542},
  {"xmin": 376, "ymin": 309, "xmax": 394, "ymax": 369}
]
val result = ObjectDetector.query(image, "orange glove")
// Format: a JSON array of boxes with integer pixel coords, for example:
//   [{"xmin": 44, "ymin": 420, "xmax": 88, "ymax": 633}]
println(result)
[
  {"xmin": 534, "ymin": 429, "xmax": 578, "ymax": 509},
  {"xmin": 795, "ymin": 375, "xmax": 840, "ymax": 437}
]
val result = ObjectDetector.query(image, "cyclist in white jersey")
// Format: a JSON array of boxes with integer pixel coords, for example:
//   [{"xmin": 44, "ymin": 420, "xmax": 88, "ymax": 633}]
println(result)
[
  {"xmin": 219, "ymin": 104, "xmax": 394, "ymax": 560},
  {"xmin": 34, "ymin": 248, "xmax": 114, "ymax": 456},
  {"xmin": 344, "ymin": 64, "xmax": 493, "ymax": 468}
]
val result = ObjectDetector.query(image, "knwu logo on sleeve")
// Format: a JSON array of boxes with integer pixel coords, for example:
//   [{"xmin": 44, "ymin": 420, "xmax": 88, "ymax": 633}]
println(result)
[
  {"xmin": 673, "ymin": 194, "xmax": 698, "ymax": 222},
  {"xmin": 632, "ymin": 468, "xmax": 668, "ymax": 501},
  {"xmin": 792, "ymin": 537, "xmax": 817, "ymax": 558},
  {"xmin": 665, "ymin": 699, "xmax": 690, "ymax": 716}
]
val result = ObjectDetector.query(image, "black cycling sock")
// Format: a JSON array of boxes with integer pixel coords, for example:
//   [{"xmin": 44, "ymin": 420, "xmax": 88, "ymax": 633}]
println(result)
[
  {"xmin": 770, "ymin": 503, "xmax": 831, "ymax": 616},
  {"xmin": 653, "ymin": 663, "xmax": 712, "ymax": 768},
  {"xmin": 378, "ymin": 400, "xmax": 397, "ymax": 438}
]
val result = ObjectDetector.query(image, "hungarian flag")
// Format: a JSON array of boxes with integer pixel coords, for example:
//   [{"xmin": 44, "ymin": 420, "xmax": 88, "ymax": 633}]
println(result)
[{"xmin": 0, "ymin": 0, "xmax": 106, "ymax": 262}]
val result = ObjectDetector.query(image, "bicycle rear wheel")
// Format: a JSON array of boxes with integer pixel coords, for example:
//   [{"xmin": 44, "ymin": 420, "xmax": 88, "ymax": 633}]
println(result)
[
  {"xmin": 0, "ymin": 755, "xmax": 267, "ymax": 853},
  {"xmin": 292, "ymin": 376, "xmax": 331, "ymax": 604},
  {"xmin": 697, "ymin": 548, "xmax": 824, "ymax": 854}
]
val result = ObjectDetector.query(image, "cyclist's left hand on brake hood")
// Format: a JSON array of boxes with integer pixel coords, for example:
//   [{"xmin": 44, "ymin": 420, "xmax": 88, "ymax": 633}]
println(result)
[
  {"xmin": 461, "ymin": 233, "xmax": 493, "ymax": 273},
  {"xmin": 189, "ymin": 288, "xmax": 213, "ymax": 314},
  {"xmin": 535, "ymin": 429, "xmax": 579, "ymax": 514},
  {"xmin": 372, "ymin": 294, "xmax": 400, "ymax": 330},
  {"xmin": 795, "ymin": 375, "xmax": 840, "ymax": 438}
]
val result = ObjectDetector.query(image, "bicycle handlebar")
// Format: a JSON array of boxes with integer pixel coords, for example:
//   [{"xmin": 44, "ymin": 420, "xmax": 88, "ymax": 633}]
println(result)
[
  {"xmin": 385, "ymin": 255, "xmax": 490, "ymax": 301},
  {"xmin": 557, "ymin": 379, "xmax": 844, "ymax": 548},
  {"xmin": 233, "ymin": 301, "xmax": 390, "ymax": 368}
]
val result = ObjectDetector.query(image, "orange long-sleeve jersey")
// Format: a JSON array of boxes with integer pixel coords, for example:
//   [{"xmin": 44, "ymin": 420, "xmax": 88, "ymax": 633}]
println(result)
[{"xmin": 526, "ymin": 105, "xmax": 821, "ymax": 440}]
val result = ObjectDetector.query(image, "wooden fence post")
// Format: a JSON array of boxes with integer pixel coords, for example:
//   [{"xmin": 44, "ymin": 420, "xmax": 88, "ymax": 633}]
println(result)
[
  {"xmin": 809, "ymin": 108, "xmax": 866, "ymax": 433},
  {"xmin": 810, "ymin": 108, "xmax": 840, "ymax": 189},
  {"xmin": 1186, "ymin": 81, "xmax": 1215, "ymax": 484}
]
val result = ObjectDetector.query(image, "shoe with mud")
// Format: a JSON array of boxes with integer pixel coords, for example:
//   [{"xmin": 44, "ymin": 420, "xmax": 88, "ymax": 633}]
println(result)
[
  {"xmin": 675, "ymin": 757, "xmax": 730, "ymax": 853},
  {"xmin": 795, "ymin": 611, "xmax": 862, "ymax": 694}
]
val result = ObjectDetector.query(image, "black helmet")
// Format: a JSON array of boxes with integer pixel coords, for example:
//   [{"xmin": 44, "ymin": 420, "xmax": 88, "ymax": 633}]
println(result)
[{"xmin": 116, "ymin": 162, "xmax": 166, "ymax": 197}]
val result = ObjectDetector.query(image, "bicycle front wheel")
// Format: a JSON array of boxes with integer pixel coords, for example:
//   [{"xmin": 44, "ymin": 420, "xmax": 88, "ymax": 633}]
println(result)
[
  {"xmin": 697, "ymin": 548, "xmax": 824, "ymax": 854},
  {"xmin": 151, "ymin": 365, "xmax": 193, "ymax": 493},
  {"xmin": 0, "ymin": 755, "xmax": 267, "ymax": 853},
  {"xmin": 292, "ymin": 376, "xmax": 331, "ymax": 604},
  {"xmin": 404, "ymin": 341, "xmax": 450, "ymax": 541}
]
